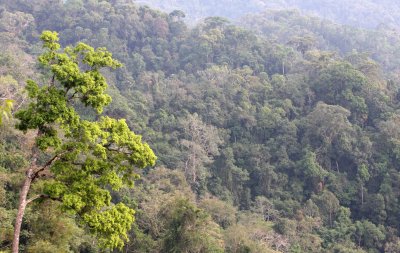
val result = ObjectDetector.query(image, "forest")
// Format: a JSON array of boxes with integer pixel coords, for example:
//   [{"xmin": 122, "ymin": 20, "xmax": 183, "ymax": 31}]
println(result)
[
  {"xmin": 137, "ymin": 0, "xmax": 400, "ymax": 29},
  {"xmin": 1, "ymin": 0, "xmax": 400, "ymax": 252}
]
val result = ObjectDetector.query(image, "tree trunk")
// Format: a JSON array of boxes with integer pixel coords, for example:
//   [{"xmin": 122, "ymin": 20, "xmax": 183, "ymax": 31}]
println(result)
[
  {"xmin": 361, "ymin": 184, "xmax": 364, "ymax": 206},
  {"xmin": 12, "ymin": 167, "xmax": 34, "ymax": 253},
  {"xmin": 12, "ymin": 140, "xmax": 40, "ymax": 253}
]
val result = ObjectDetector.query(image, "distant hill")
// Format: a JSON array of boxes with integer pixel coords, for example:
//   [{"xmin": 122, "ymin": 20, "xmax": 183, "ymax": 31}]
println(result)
[
  {"xmin": 240, "ymin": 9, "xmax": 400, "ymax": 74},
  {"xmin": 135, "ymin": 0, "xmax": 400, "ymax": 29}
]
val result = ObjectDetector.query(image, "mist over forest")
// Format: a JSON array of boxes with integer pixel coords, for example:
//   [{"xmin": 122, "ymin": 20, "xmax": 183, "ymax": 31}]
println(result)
[
  {"xmin": 2, "ymin": 0, "xmax": 400, "ymax": 252},
  {"xmin": 136, "ymin": 0, "xmax": 400, "ymax": 29}
]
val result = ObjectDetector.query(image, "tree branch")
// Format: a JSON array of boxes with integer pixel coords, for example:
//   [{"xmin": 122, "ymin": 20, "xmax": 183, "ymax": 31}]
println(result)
[
  {"xmin": 104, "ymin": 143, "xmax": 132, "ymax": 155},
  {"xmin": 50, "ymin": 74, "xmax": 55, "ymax": 87},
  {"xmin": 26, "ymin": 194, "xmax": 62, "ymax": 205},
  {"xmin": 68, "ymin": 91, "xmax": 78, "ymax": 101},
  {"xmin": 31, "ymin": 153, "xmax": 62, "ymax": 181}
]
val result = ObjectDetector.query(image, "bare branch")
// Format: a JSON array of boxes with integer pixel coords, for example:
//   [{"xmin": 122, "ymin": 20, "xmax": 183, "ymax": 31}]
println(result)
[
  {"xmin": 50, "ymin": 74, "xmax": 55, "ymax": 86},
  {"xmin": 26, "ymin": 194, "xmax": 62, "ymax": 205},
  {"xmin": 31, "ymin": 153, "xmax": 63, "ymax": 181},
  {"xmin": 68, "ymin": 91, "xmax": 78, "ymax": 101}
]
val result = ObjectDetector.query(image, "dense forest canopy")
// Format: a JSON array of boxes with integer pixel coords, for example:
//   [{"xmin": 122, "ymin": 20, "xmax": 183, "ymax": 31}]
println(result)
[
  {"xmin": 1, "ymin": 0, "xmax": 400, "ymax": 252},
  {"xmin": 240, "ymin": 9, "xmax": 400, "ymax": 75},
  {"xmin": 136, "ymin": 0, "xmax": 400, "ymax": 29}
]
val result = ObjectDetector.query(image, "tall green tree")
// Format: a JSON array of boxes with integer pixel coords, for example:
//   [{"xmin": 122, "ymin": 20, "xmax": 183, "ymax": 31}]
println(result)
[
  {"xmin": 161, "ymin": 198, "xmax": 225, "ymax": 253},
  {"xmin": 12, "ymin": 31, "xmax": 156, "ymax": 252},
  {"xmin": 356, "ymin": 164, "xmax": 370, "ymax": 206}
]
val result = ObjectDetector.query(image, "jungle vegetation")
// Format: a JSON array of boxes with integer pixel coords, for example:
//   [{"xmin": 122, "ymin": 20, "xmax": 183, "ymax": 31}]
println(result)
[{"xmin": 1, "ymin": 1, "xmax": 400, "ymax": 252}]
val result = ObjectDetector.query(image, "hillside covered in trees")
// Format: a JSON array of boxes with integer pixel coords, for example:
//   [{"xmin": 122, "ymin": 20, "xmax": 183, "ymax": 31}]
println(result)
[
  {"xmin": 2, "ymin": 0, "xmax": 400, "ymax": 252},
  {"xmin": 137, "ymin": 0, "xmax": 400, "ymax": 29}
]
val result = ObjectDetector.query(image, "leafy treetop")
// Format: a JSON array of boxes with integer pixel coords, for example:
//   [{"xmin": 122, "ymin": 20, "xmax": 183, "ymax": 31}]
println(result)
[{"xmin": 15, "ymin": 31, "xmax": 157, "ymax": 250}]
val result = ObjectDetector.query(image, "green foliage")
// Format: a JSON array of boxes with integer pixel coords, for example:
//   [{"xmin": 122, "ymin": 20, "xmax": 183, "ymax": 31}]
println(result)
[
  {"xmin": 25, "ymin": 201, "xmax": 88, "ymax": 253},
  {"xmin": 2, "ymin": 1, "xmax": 400, "ymax": 252},
  {"xmin": 162, "ymin": 198, "xmax": 224, "ymax": 253},
  {"xmin": 199, "ymin": 197, "xmax": 237, "ymax": 229},
  {"xmin": 354, "ymin": 220, "xmax": 386, "ymax": 252},
  {"xmin": 14, "ymin": 31, "xmax": 156, "ymax": 250},
  {"xmin": 357, "ymin": 164, "xmax": 370, "ymax": 183},
  {"xmin": 83, "ymin": 203, "xmax": 135, "ymax": 250},
  {"xmin": 0, "ymin": 99, "xmax": 13, "ymax": 125},
  {"xmin": 0, "ymin": 207, "xmax": 14, "ymax": 245},
  {"xmin": 300, "ymin": 149, "xmax": 328, "ymax": 185}
]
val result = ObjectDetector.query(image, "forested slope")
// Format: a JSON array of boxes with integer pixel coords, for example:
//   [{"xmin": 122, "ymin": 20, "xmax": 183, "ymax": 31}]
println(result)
[
  {"xmin": 240, "ymin": 9, "xmax": 400, "ymax": 76},
  {"xmin": 136, "ymin": 0, "xmax": 400, "ymax": 29},
  {"xmin": 1, "ymin": 0, "xmax": 400, "ymax": 252}
]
